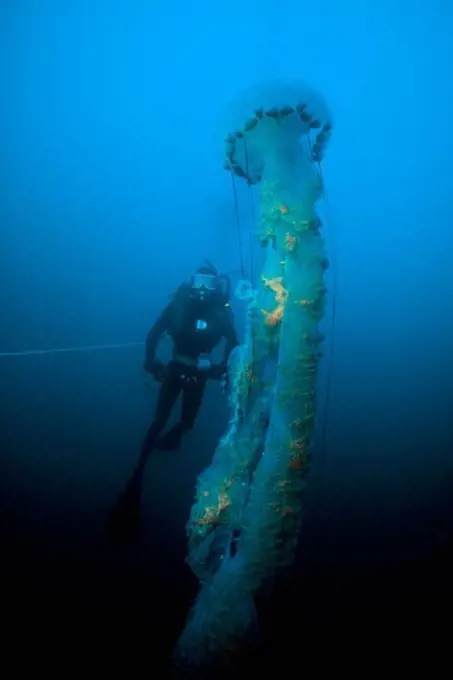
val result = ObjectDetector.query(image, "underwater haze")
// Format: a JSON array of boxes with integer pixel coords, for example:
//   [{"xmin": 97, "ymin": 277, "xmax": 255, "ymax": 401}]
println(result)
[{"xmin": 1, "ymin": 0, "xmax": 453, "ymax": 674}]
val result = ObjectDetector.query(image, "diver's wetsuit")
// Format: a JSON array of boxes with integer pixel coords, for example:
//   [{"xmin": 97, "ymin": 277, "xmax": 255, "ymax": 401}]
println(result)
[{"xmin": 141, "ymin": 284, "xmax": 238, "ymax": 454}]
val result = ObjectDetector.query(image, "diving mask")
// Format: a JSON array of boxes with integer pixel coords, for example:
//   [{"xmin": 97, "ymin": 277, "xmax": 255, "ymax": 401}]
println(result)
[{"xmin": 191, "ymin": 273, "xmax": 228, "ymax": 297}]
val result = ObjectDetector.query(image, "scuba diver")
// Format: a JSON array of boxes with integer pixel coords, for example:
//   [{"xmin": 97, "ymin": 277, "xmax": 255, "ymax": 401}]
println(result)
[
  {"xmin": 106, "ymin": 262, "xmax": 238, "ymax": 543},
  {"xmin": 141, "ymin": 263, "xmax": 238, "ymax": 455}
]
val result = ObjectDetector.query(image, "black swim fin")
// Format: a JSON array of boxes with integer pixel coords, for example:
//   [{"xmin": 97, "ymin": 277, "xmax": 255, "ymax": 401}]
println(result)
[{"xmin": 106, "ymin": 469, "xmax": 143, "ymax": 544}]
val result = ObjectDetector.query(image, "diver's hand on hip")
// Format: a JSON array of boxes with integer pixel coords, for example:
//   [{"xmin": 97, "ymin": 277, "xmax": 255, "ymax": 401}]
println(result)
[{"xmin": 143, "ymin": 360, "xmax": 166, "ymax": 382}]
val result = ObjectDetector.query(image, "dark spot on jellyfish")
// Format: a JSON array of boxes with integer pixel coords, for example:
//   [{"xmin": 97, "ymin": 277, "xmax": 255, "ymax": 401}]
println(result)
[
  {"xmin": 308, "ymin": 217, "xmax": 321, "ymax": 232},
  {"xmin": 312, "ymin": 143, "xmax": 320, "ymax": 155},
  {"xmin": 254, "ymin": 107, "xmax": 264, "ymax": 119},
  {"xmin": 300, "ymin": 112, "xmax": 311, "ymax": 123},
  {"xmin": 323, "ymin": 123, "xmax": 332, "ymax": 132},
  {"xmin": 265, "ymin": 108, "xmax": 280, "ymax": 119},
  {"xmin": 309, "ymin": 119, "xmax": 321, "ymax": 129},
  {"xmin": 244, "ymin": 117, "xmax": 258, "ymax": 132},
  {"xmin": 280, "ymin": 105, "xmax": 295, "ymax": 116},
  {"xmin": 296, "ymin": 103, "xmax": 306, "ymax": 114},
  {"xmin": 232, "ymin": 165, "xmax": 246, "ymax": 178},
  {"xmin": 235, "ymin": 130, "xmax": 244, "ymax": 138},
  {"xmin": 260, "ymin": 411, "xmax": 270, "ymax": 428},
  {"xmin": 316, "ymin": 132, "xmax": 326, "ymax": 144},
  {"xmin": 223, "ymin": 160, "xmax": 231, "ymax": 170},
  {"xmin": 321, "ymin": 257, "xmax": 329, "ymax": 270}
]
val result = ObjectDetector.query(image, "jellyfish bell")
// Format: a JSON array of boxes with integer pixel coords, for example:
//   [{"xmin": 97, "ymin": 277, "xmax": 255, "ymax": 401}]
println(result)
[{"xmin": 219, "ymin": 80, "xmax": 333, "ymax": 186}]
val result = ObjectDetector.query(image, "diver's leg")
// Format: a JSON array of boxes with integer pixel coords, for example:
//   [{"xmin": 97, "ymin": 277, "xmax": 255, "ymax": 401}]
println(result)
[
  {"xmin": 107, "ymin": 368, "xmax": 181, "ymax": 542},
  {"xmin": 180, "ymin": 376, "xmax": 207, "ymax": 431},
  {"xmin": 156, "ymin": 375, "xmax": 206, "ymax": 451},
  {"xmin": 140, "ymin": 373, "xmax": 181, "ymax": 461}
]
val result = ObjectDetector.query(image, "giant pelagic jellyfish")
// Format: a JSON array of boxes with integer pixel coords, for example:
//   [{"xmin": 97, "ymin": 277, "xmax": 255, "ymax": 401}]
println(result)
[{"xmin": 172, "ymin": 80, "xmax": 333, "ymax": 678}]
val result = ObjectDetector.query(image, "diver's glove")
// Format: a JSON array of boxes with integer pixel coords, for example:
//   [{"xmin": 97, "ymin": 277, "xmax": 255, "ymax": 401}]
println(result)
[{"xmin": 143, "ymin": 360, "xmax": 166, "ymax": 382}]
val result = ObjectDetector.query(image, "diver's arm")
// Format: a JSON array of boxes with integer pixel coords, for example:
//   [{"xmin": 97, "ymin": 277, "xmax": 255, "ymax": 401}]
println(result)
[{"xmin": 145, "ymin": 305, "xmax": 170, "ymax": 365}]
